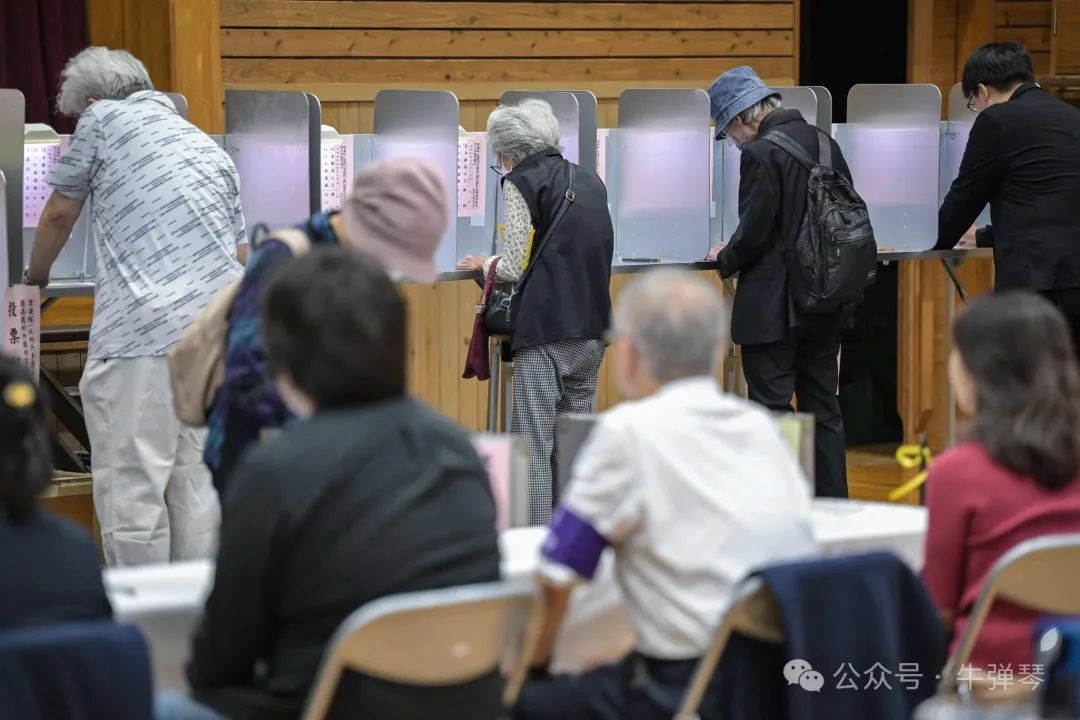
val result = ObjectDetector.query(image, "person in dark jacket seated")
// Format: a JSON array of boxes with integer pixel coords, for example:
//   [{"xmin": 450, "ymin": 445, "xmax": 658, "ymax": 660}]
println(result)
[
  {"xmin": 0, "ymin": 355, "xmax": 112, "ymax": 630},
  {"xmin": 158, "ymin": 248, "xmax": 502, "ymax": 720}
]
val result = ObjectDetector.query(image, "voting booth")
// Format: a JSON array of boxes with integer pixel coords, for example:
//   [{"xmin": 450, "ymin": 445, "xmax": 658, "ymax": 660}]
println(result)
[
  {"xmin": 836, "ymin": 84, "xmax": 943, "ymax": 253},
  {"xmin": 941, "ymin": 83, "xmax": 991, "ymax": 229}
]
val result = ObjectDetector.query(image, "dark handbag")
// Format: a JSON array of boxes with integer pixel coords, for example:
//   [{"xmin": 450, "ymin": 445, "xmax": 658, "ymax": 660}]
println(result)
[
  {"xmin": 484, "ymin": 165, "xmax": 577, "ymax": 337},
  {"xmin": 463, "ymin": 258, "xmax": 501, "ymax": 381}
]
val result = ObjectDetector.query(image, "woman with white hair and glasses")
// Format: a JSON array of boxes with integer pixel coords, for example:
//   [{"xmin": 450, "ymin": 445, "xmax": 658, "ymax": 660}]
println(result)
[
  {"xmin": 458, "ymin": 99, "xmax": 614, "ymax": 525},
  {"xmin": 26, "ymin": 47, "xmax": 247, "ymax": 567}
]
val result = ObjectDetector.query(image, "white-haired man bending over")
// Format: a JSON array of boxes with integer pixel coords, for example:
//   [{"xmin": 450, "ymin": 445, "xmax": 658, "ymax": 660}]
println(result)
[
  {"xmin": 26, "ymin": 47, "xmax": 247, "ymax": 566},
  {"xmin": 513, "ymin": 270, "xmax": 818, "ymax": 720}
]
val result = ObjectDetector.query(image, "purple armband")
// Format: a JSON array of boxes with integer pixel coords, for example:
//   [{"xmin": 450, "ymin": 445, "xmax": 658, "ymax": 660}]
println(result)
[{"xmin": 542, "ymin": 507, "xmax": 610, "ymax": 580}]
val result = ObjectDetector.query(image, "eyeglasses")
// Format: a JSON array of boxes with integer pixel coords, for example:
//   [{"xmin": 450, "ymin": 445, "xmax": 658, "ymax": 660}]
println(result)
[
  {"xmin": 966, "ymin": 95, "xmax": 977, "ymax": 113},
  {"xmin": 715, "ymin": 130, "xmax": 728, "ymax": 142},
  {"xmin": 490, "ymin": 164, "xmax": 508, "ymax": 177}
]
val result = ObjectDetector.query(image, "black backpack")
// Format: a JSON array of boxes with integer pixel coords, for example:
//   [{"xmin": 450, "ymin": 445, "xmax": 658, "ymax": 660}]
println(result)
[{"xmin": 762, "ymin": 129, "xmax": 877, "ymax": 314}]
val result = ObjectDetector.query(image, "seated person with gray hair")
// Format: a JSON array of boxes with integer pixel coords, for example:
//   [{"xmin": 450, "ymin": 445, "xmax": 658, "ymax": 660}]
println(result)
[{"xmin": 513, "ymin": 270, "xmax": 818, "ymax": 720}]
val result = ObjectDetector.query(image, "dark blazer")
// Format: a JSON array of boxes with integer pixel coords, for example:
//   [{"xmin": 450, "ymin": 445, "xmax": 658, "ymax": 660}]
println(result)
[
  {"xmin": 717, "ymin": 553, "xmax": 945, "ymax": 720},
  {"xmin": 0, "ymin": 511, "xmax": 112, "ymax": 632},
  {"xmin": 506, "ymin": 151, "xmax": 614, "ymax": 353},
  {"xmin": 716, "ymin": 110, "xmax": 850, "ymax": 346},
  {"xmin": 187, "ymin": 398, "xmax": 502, "ymax": 720},
  {"xmin": 935, "ymin": 84, "xmax": 1080, "ymax": 291}
]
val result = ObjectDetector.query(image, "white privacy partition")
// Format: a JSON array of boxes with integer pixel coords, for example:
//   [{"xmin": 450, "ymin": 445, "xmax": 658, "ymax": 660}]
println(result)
[
  {"xmin": 615, "ymin": 89, "xmax": 710, "ymax": 263},
  {"xmin": 225, "ymin": 90, "xmax": 320, "ymax": 230},
  {"xmin": 839, "ymin": 84, "xmax": 942, "ymax": 252},
  {"xmin": 720, "ymin": 86, "xmax": 821, "ymax": 243},
  {"xmin": 374, "ymin": 90, "xmax": 459, "ymax": 273},
  {"xmin": 940, "ymin": 83, "xmax": 991, "ymax": 228},
  {"xmin": 808, "ymin": 86, "xmax": 833, "ymax": 133},
  {"xmin": 1, "ymin": 89, "xmax": 24, "ymax": 284}
]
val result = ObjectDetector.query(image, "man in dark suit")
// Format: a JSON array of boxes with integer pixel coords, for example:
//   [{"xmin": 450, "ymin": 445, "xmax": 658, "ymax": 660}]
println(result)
[
  {"xmin": 936, "ymin": 42, "xmax": 1080, "ymax": 346},
  {"xmin": 706, "ymin": 66, "xmax": 850, "ymax": 498}
]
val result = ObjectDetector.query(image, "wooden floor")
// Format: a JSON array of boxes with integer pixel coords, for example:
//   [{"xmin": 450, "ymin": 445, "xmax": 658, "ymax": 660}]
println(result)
[{"xmin": 848, "ymin": 444, "xmax": 922, "ymax": 506}]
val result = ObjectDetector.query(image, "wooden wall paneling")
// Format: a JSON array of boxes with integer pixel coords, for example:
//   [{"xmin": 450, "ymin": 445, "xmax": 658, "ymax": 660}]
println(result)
[
  {"xmin": 222, "ymin": 29, "xmax": 794, "ymax": 58},
  {"xmin": 221, "ymin": 57, "xmax": 796, "ymax": 87},
  {"xmin": 1052, "ymin": 0, "xmax": 1080, "ymax": 74},
  {"xmin": 170, "ymin": 0, "xmax": 226, "ymax": 132},
  {"xmin": 997, "ymin": 0, "xmax": 1052, "ymax": 26},
  {"xmin": 958, "ymin": 0, "xmax": 997, "ymax": 77},
  {"xmin": 221, "ymin": 2, "xmax": 795, "ymax": 30},
  {"xmin": 86, "ymin": 0, "xmax": 126, "ymax": 50}
]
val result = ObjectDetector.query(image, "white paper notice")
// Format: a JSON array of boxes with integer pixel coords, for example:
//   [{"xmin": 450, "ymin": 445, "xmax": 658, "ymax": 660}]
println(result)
[
  {"xmin": 4, "ymin": 285, "xmax": 41, "ymax": 379},
  {"xmin": 23, "ymin": 143, "xmax": 61, "ymax": 227},
  {"xmin": 457, "ymin": 132, "xmax": 487, "ymax": 218},
  {"xmin": 320, "ymin": 140, "xmax": 347, "ymax": 212},
  {"xmin": 596, "ymin": 129, "xmax": 609, "ymax": 186}
]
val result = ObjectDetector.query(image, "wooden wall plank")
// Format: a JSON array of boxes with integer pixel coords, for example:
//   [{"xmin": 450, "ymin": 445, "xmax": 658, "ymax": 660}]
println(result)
[
  {"xmin": 996, "ymin": 1, "xmax": 1052, "ymax": 26},
  {"xmin": 221, "ymin": 1, "xmax": 794, "ymax": 30},
  {"xmin": 995, "ymin": 24, "xmax": 1052, "ymax": 50},
  {"xmin": 222, "ymin": 28, "xmax": 794, "ymax": 58},
  {"xmin": 171, "ymin": 0, "xmax": 225, "ymax": 132},
  {"xmin": 222, "ymin": 56, "xmax": 795, "ymax": 85}
]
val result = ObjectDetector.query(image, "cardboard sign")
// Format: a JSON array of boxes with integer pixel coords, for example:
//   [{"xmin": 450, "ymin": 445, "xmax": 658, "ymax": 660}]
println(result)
[{"xmin": 4, "ymin": 285, "xmax": 41, "ymax": 379}]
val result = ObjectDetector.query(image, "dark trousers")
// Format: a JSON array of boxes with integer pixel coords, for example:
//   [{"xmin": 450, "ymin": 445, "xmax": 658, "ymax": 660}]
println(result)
[
  {"xmin": 1041, "ymin": 288, "xmax": 1080, "ymax": 356},
  {"xmin": 741, "ymin": 325, "xmax": 848, "ymax": 498},
  {"xmin": 512, "ymin": 653, "xmax": 720, "ymax": 720}
]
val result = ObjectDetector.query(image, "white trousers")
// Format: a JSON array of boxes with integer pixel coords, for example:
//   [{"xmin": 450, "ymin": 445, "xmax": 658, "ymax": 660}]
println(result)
[{"xmin": 80, "ymin": 357, "xmax": 220, "ymax": 567}]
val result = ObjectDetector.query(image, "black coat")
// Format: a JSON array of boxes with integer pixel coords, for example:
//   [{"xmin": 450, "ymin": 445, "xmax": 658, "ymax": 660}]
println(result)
[
  {"xmin": 716, "ymin": 110, "xmax": 850, "ymax": 346},
  {"xmin": 936, "ymin": 83, "xmax": 1080, "ymax": 291}
]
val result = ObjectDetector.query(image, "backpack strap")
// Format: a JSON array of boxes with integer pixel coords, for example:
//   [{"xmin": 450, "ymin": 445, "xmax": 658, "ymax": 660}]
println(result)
[
  {"xmin": 270, "ymin": 227, "xmax": 314, "ymax": 257},
  {"xmin": 762, "ymin": 129, "xmax": 834, "ymax": 171},
  {"xmin": 761, "ymin": 130, "xmax": 816, "ymax": 171}
]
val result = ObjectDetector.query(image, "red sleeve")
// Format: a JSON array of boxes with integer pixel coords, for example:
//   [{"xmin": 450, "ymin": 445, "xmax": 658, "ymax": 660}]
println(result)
[{"xmin": 921, "ymin": 446, "xmax": 978, "ymax": 617}]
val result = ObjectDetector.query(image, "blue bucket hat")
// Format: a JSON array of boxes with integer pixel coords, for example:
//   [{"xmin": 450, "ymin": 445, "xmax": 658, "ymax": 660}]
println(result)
[{"xmin": 707, "ymin": 66, "xmax": 778, "ymax": 140}]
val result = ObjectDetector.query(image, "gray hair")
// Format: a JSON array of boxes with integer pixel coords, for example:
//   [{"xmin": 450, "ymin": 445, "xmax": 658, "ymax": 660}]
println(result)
[
  {"xmin": 613, "ymin": 270, "xmax": 729, "ymax": 383},
  {"xmin": 486, "ymin": 99, "xmax": 562, "ymax": 164},
  {"xmin": 57, "ymin": 47, "xmax": 153, "ymax": 117},
  {"xmin": 733, "ymin": 94, "xmax": 782, "ymax": 130}
]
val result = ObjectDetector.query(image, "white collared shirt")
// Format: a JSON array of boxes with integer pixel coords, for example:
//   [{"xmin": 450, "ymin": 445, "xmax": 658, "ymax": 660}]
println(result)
[{"xmin": 540, "ymin": 376, "xmax": 818, "ymax": 659}]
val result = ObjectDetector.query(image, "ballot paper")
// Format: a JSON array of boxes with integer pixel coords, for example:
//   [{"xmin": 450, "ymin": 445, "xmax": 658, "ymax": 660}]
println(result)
[
  {"xmin": 4, "ymin": 285, "xmax": 40, "ymax": 380},
  {"xmin": 457, "ymin": 132, "xmax": 487, "ymax": 218},
  {"xmin": 23, "ymin": 142, "xmax": 61, "ymax": 227},
  {"xmin": 320, "ymin": 140, "xmax": 348, "ymax": 212}
]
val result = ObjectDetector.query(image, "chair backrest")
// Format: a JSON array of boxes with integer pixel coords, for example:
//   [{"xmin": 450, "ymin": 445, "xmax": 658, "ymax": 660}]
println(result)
[
  {"xmin": 674, "ymin": 577, "xmax": 785, "ymax": 720},
  {"xmin": 773, "ymin": 412, "xmax": 815, "ymax": 488},
  {"xmin": 0, "ymin": 621, "xmax": 153, "ymax": 720},
  {"xmin": 472, "ymin": 434, "xmax": 531, "ymax": 529},
  {"xmin": 938, "ymin": 533, "xmax": 1080, "ymax": 695},
  {"xmin": 301, "ymin": 580, "xmax": 539, "ymax": 720}
]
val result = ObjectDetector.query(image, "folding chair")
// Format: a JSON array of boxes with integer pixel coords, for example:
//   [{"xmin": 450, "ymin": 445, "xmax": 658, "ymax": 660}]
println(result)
[
  {"xmin": 937, "ymin": 533, "xmax": 1080, "ymax": 696},
  {"xmin": 300, "ymin": 580, "xmax": 540, "ymax": 720},
  {"xmin": 674, "ymin": 577, "xmax": 785, "ymax": 720}
]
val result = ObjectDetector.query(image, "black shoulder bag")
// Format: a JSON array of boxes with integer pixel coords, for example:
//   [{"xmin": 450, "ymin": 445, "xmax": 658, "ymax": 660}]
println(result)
[{"xmin": 484, "ymin": 165, "xmax": 576, "ymax": 337}]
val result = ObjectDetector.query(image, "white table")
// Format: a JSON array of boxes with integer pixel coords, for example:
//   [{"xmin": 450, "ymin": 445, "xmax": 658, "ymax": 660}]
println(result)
[{"xmin": 105, "ymin": 499, "xmax": 927, "ymax": 688}]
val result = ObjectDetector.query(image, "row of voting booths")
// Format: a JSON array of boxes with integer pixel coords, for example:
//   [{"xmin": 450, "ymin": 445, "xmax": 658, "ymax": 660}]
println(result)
[
  {"xmin": 2, "ymin": 83, "xmax": 987, "ymax": 291},
  {"xmin": 0, "ymin": 82, "xmax": 989, "ymax": 470}
]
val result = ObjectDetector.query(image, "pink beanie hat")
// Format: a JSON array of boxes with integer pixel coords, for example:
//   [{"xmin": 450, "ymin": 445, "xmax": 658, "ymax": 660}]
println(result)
[{"xmin": 341, "ymin": 158, "xmax": 449, "ymax": 283}]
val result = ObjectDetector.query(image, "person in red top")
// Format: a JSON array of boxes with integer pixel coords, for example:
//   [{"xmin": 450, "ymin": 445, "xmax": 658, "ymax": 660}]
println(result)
[{"xmin": 923, "ymin": 291, "xmax": 1080, "ymax": 671}]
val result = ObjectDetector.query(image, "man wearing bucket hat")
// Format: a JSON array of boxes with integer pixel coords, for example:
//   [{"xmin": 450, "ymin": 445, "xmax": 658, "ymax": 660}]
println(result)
[{"xmin": 705, "ymin": 66, "xmax": 853, "ymax": 498}]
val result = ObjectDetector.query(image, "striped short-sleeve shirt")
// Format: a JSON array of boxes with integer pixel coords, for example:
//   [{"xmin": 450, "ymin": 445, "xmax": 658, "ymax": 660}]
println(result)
[{"xmin": 48, "ymin": 91, "xmax": 246, "ymax": 359}]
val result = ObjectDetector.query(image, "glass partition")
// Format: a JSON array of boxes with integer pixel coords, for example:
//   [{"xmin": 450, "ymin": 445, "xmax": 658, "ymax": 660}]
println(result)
[
  {"xmin": 615, "ymin": 89, "xmax": 710, "ymax": 263},
  {"xmin": 940, "ymin": 83, "xmax": 990, "ymax": 228},
  {"xmin": 374, "ymin": 90, "xmax": 459, "ymax": 273},
  {"xmin": 225, "ymin": 90, "xmax": 320, "ymax": 231},
  {"xmin": 839, "ymin": 84, "xmax": 942, "ymax": 252}
]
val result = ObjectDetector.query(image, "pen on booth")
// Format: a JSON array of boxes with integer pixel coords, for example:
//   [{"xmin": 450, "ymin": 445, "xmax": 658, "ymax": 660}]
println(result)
[{"xmin": 621, "ymin": 257, "xmax": 661, "ymax": 263}]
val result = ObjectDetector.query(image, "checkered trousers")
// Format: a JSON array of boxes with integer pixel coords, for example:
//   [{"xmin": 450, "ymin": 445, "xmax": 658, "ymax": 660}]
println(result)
[{"xmin": 511, "ymin": 338, "xmax": 606, "ymax": 526}]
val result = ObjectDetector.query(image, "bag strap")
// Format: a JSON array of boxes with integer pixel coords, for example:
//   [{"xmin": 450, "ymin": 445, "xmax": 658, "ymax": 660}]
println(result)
[
  {"xmin": 815, "ymin": 129, "xmax": 833, "ymax": 169},
  {"xmin": 514, "ymin": 164, "xmax": 576, "ymax": 291},
  {"xmin": 761, "ymin": 130, "xmax": 817, "ymax": 171}
]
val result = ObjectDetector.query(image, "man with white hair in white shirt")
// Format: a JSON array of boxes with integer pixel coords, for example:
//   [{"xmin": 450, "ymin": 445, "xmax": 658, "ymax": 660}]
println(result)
[{"xmin": 513, "ymin": 269, "xmax": 818, "ymax": 720}]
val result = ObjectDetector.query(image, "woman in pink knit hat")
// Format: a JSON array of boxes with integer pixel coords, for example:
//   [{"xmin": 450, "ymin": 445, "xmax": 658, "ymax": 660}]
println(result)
[{"xmin": 203, "ymin": 158, "xmax": 449, "ymax": 491}]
